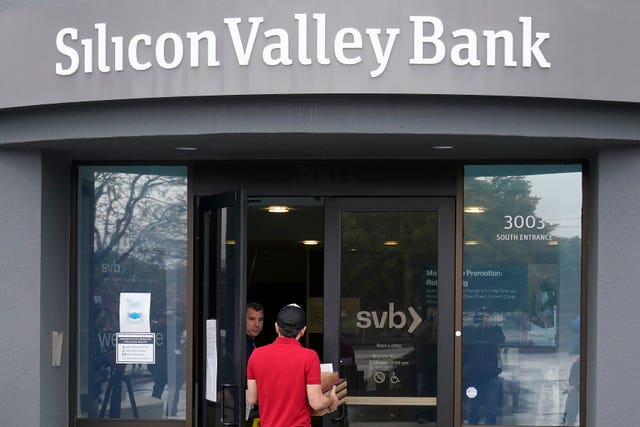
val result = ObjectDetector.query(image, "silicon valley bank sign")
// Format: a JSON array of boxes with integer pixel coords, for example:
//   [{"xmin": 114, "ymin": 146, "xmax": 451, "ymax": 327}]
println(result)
[{"xmin": 55, "ymin": 14, "xmax": 551, "ymax": 78}]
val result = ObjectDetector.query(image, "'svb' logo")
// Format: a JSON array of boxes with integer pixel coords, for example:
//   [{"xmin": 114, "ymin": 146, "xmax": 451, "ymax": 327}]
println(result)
[
  {"xmin": 100, "ymin": 260, "xmax": 125, "ymax": 274},
  {"xmin": 356, "ymin": 303, "xmax": 423, "ymax": 334}
]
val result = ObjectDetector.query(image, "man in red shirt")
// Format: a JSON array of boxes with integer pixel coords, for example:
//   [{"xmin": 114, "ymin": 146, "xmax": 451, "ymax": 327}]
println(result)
[{"xmin": 247, "ymin": 303, "xmax": 339, "ymax": 427}]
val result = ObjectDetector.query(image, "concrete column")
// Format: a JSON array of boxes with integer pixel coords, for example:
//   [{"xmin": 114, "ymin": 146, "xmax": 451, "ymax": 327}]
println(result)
[
  {"xmin": 0, "ymin": 151, "xmax": 69, "ymax": 427},
  {"xmin": 40, "ymin": 153, "xmax": 70, "ymax": 427},
  {"xmin": 589, "ymin": 147, "xmax": 640, "ymax": 427},
  {"xmin": 0, "ymin": 150, "xmax": 43, "ymax": 427}
]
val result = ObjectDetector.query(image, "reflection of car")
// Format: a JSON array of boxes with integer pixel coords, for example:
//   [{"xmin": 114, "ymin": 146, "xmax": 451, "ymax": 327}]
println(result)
[
  {"xmin": 503, "ymin": 324, "xmax": 557, "ymax": 348},
  {"xmin": 527, "ymin": 323, "xmax": 557, "ymax": 347}
]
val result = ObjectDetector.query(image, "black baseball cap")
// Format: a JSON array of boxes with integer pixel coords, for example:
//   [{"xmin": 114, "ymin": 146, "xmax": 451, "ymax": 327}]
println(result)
[{"xmin": 277, "ymin": 303, "xmax": 306, "ymax": 330}]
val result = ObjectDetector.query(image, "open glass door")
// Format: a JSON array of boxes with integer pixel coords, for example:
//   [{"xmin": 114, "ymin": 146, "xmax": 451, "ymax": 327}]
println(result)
[
  {"xmin": 195, "ymin": 190, "xmax": 247, "ymax": 427},
  {"xmin": 324, "ymin": 198, "xmax": 455, "ymax": 427}
]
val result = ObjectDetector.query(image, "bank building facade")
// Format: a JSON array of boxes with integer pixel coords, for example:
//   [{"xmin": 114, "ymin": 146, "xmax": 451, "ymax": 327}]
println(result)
[{"xmin": 1, "ymin": 1, "xmax": 638, "ymax": 426}]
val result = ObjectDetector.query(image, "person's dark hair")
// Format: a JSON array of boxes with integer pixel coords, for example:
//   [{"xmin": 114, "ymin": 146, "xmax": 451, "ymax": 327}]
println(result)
[
  {"xmin": 277, "ymin": 303, "xmax": 305, "ymax": 338},
  {"xmin": 247, "ymin": 302, "xmax": 263, "ymax": 312}
]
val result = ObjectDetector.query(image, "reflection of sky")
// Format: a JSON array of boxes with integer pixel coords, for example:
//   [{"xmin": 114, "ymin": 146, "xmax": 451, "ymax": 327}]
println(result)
[{"xmin": 528, "ymin": 173, "xmax": 582, "ymax": 238}]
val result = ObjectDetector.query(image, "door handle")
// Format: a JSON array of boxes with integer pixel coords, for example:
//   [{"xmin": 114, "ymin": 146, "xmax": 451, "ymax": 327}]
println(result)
[
  {"xmin": 220, "ymin": 383, "xmax": 238, "ymax": 426},
  {"xmin": 331, "ymin": 403, "xmax": 346, "ymax": 423}
]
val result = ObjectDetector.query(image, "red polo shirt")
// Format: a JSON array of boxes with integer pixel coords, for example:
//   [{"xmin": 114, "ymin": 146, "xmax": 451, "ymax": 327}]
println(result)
[{"xmin": 247, "ymin": 337, "xmax": 322, "ymax": 427}]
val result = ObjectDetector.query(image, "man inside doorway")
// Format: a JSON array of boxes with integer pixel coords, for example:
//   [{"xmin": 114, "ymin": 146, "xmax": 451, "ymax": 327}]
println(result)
[
  {"xmin": 246, "ymin": 302, "xmax": 265, "ymax": 365},
  {"xmin": 246, "ymin": 302, "xmax": 265, "ymax": 426}
]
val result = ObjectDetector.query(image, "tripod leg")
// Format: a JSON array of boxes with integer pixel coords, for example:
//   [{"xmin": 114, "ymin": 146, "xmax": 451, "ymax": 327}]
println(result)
[
  {"xmin": 100, "ymin": 379, "xmax": 113, "ymax": 418},
  {"xmin": 123, "ymin": 375, "xmax": 139, "ymax": 418},
  {"xmin": 109, "ymin": 375, "xmax": 123, "ymax": 418}
]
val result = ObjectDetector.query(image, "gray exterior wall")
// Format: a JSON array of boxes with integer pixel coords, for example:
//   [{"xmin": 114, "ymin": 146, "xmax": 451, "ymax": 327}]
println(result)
[
  {"xmin": 0, "ymin": 151, "xmax": 43, "ymax": 427},
  {"xmin": 40, "ymin": 153, "xmax": 70, "ymax": 427},
  {"xmin": 2, "ymin": 0, "xmax": 640, "ymax": 108},
  {"xmin": 1, "ymin": 97, "xmax": 639, "ymax": 153},
  {"xmin": 589, "ymin": 147, "xmax": 640, "ymax": 427},
  {"xmin": 0, "ymin": 151, "xmax": 69, "ymax": 427}
]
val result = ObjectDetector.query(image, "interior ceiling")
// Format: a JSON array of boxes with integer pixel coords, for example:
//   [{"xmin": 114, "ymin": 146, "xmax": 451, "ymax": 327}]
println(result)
[
  {"xmin": 21, "ymin": 133, "xmax": 605, "ymax": 161},
  {"xmin": 248, "ymin": 200, "xmax": 324, "ymax": 245}
]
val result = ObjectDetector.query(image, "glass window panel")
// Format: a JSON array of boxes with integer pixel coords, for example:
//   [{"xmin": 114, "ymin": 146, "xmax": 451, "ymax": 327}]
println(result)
[
  {"xmin": 340, "ymin": 211, "xmax": 438, "ymax": 424},
  {"xmin": 463, "ymin": 165, "xmax": 582, "ymax": 426},
  {"xmin": 76, "ymin": 166, "xmax": 188, "ymax": 420}
]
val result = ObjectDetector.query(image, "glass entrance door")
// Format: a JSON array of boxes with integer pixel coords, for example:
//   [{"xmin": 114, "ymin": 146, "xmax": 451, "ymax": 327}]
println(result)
[
  {"xmin": 195, "ymin": 195, "xmax": 455, "ymax": 427},
  {"xmin": 195, "ymin": 191, "xmax": 247, "ymax": 427},
  {"xmin": 324, "ymin": 198, "xmax": 455, "ymax": 427}
]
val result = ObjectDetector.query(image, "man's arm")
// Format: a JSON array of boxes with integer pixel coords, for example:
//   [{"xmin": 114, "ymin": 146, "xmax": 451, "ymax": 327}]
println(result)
[
  {"xmin": 306, "ymin": 384, "xmax": 339, "ymax": 412},
  {"xmin": 247, "ymin": 379, "xmax": 258, "ymax": 406}
]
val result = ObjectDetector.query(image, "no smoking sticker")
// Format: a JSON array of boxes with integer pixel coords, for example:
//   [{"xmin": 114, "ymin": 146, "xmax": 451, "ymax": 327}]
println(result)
[{"xmin": 374, "ymin": 372, "xmax": 386, "ymax": 384}]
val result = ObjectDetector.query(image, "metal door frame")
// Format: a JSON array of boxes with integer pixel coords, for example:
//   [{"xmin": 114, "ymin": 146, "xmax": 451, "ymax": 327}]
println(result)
[{"xmin": 194, "ymin": 190, "xmax": 247, "ymax": 427}]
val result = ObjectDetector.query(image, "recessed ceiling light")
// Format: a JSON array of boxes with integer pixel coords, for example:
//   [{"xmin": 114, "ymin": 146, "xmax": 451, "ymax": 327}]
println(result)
[
  {"xmin": 464, "ymin": 206, "xmax": 487, "ymax": 214},
  {"xmin": 301, "ymin": 240, "xmax": 320, "ymax": 246},
  {"xmin": 266, "ymin": 206, "xmax": 291, "ymax": 213},
  {"xmin": 432, "ymin": 145, "xmax": 453, "ymax": 150},
  {"xmin": 384, "ymin": 240, "xmax": 399, "ymax": 246},
  {"xmin": 176, "ymin": 146, "xmax": 198, "ymax": 151}
]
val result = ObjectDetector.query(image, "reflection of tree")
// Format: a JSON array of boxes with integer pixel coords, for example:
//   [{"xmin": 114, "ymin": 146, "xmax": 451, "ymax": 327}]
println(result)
[
  {"xmin": 464, "ymin": 175, "xmax": 563, "ymax": 329},
  {"xmin": 341, "ymin": 212, "xmax": 438, "ymax": 310},
  {"xmin": 83, "ymin": 170, "xmax": 187, "ymax": 417},
  {"xmin": 87, "ymin": 171, "xmax": 188, "ymax": 322},
  {"xmin": 92, "ymin": 172, "xmax": 188, "ymax": 277},
  {"xmin": 464, "ymin": 176, "xmax": 557, "ymax": 264}
]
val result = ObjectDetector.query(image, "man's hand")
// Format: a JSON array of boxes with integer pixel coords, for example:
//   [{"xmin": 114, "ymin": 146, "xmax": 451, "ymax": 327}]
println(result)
[
  {"xmin": 306, "ymin": 383, "xmax": 340, "ymax": 412},
  {"xmin": 247, "ymin": 379, "xmax": 258, "ymax": 406},
  {"xmin": 327, "ymin": 385, "xmax": 340, "ymax": 413}
]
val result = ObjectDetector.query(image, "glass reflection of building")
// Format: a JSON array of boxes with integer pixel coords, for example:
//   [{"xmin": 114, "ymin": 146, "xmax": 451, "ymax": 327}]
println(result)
[
  {"xmin": 340, "ymin": 211, "xmax": 439, "ymax": 423},
  {"xmin": 462, "ymin": 165, "xmax": 582, "ymax": 426},
  {"xmin": 76, "ymin": 166, "xmax": 188, "ymax": 420}
]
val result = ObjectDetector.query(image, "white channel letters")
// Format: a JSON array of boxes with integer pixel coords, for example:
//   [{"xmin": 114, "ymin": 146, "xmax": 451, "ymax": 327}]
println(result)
[{"xmin": 55, "ymin": 14, "xmax": 551, "ymax": 77}]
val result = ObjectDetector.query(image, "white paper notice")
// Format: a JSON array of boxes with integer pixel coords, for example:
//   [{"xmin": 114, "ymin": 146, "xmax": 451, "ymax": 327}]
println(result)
[
  {"xmin": 206, "ymin": 319, "xmax": 218, "ymax": 402},
  {"xmin": 119, "ymin": 292, "xmax": 151, "ymax": 333},
  {"xmin": 246, "ymin": 390, "xmax": 252, "ymax": 421},
  {"xmin": 320, "ymin": 363, "xmax": 334, "ymax": 372},
  {"xmin": 115, "ymin": 333, "xmax": 156, "ymax": 364}
]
